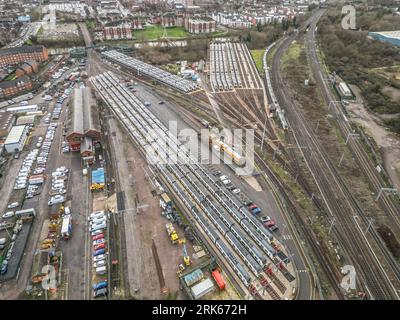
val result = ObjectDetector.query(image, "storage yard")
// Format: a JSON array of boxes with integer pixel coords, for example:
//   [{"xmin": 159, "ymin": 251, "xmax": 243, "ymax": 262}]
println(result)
[
  {"xmin": 102, "ymin": 50, "xmax": 200, "ymax": 94},
  {"xmin": 90, "ymin": 71, "xmax": 296, "ymax": 300},
  {"xmin": 209, "ymin": 40, "xmax": 263, "ymax": 92}
]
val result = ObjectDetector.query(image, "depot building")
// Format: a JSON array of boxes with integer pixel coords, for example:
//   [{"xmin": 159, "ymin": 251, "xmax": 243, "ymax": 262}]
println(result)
[{"xmin": 4, "ymin": 125, "xmax": 28, "ymax": 153}]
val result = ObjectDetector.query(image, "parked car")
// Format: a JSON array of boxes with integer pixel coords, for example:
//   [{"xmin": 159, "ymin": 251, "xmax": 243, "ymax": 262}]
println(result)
[
  {"xmin": 93, "ymin": 281, "xmax": 108, "ymax": 291},
  {"xmin": 232, "ymin": 188, "xmax": 240, "ymax": 194},
  {"xmin": 48, "ymin": 195, "xmax": 65, "ymax": 206},
  {"xmin": 93, "ymin": 260, "xmax": 106, "ymax": 268},
  {"xmin": 93, "ymin": 254, "xmax": 106, "ymax": 262},
  {"xmin": 93, "ymin": 288, "xmax": 108, "ymax": 299},
  {"xmin": 90, "ymin": 216, "xmax": 107, "ymax": 226},
  {"xmin": 93, "ymin": 248, "xmax": 106, "ymax": 256},
  {"xmin": 91, "ymin": 229, "xmax": 104, "ymax": 236},
  {"xmin": 248, "ymin": 204, "xmax": 258, "ymax": 210},
  {"xmin": 93, "ymin": 238, "xmax": 105, "ymax": 246},
  {"xmin": 93, "ymin": 243, "xmax": 106, "ymax": 251},
  {"xmin": 90, "ymin": 222, "xmax": 107, "ymax": 232},
  {"xmin": 2, "ymin": 211, "xmax": 14, "ymax": 219},
  {"xmin": 7, "ymin": 202, "xmax": 19, "ymax": 209},
  {"xmin": 92, "ymin": 234, "xmax": 104, "ymax": 241}
]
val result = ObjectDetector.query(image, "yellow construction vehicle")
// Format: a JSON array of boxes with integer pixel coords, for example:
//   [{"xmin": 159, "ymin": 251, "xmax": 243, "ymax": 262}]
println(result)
[
  {"xmin": 182, "ymin": 243, "xmax": 191, "ymax": 266},
  {"xmin": 178, "ymin": 239, "xmax": 191, "ymax": 266},
  {"xmin": 166, "ymin": 223, "xmax": 179, "ymax": 244}
]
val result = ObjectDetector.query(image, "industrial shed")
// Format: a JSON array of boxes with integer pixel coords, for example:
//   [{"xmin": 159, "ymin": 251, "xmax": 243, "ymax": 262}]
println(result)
[
  {"xmin": 66, "ymin": 86, "xmax": 100, "ymax": 164},
  {"xmin": 16, "ymin": 115, "xmax": 35, "ymax": 125},
  {"xmin": 0, "ymin": 111, "xmax": 14, "ymax": 138},
  {"xmin": 4, "ymin": 125, "xmax": 28, "ymax": 153}
]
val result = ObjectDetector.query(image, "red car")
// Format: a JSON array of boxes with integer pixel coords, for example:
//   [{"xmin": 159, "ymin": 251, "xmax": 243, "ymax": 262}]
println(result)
[
  {"xmin": 92, "ymin": 233, "xmax": 104, "ymax": 241},
  {"xmin": 93, "ymin": 243, "xmax": 106, "ymax": 251},
  {"xmin": 248, "ymin": 204, "xmax": 258, "ymax": 210}
]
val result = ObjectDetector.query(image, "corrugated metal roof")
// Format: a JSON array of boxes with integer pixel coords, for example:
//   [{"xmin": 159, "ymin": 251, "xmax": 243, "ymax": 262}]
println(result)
[
  {"xmin": 191, "ymin": 278, "xmax": 215, "ymax": 299},
  {"xmin": 371, "ymin": 30, "xmax": 400, "ymax": 40},
  {"xmin": 4, "ymin": 125, "xmax": 26, "ymax": 145},
  {"xmin": 73, "ymin": 87, "xmax": 84, "ymax": 134}
]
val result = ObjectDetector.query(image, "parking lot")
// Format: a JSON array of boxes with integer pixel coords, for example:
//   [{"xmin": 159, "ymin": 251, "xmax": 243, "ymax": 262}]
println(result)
[{"xmin": 0, "ymin": 62, "xmax": 91, "ymax": 298}]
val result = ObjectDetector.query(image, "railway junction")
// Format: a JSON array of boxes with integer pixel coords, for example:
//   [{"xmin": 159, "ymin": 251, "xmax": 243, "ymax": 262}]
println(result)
[{"xmin": 90, "ymin": 71, "xmax": 297, "ymax": 300}]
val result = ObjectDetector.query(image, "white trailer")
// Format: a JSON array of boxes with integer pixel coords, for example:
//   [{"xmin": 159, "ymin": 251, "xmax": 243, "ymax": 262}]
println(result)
[{"xmin": 61, "ymin": 215, "xmax": 72, "ymax": 239}]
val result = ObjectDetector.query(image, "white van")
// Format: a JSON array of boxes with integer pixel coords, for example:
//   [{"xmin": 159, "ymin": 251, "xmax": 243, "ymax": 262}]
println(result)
[{"xmin": 95, "ymin": 266, "xmax": 107, "ymax": 275}]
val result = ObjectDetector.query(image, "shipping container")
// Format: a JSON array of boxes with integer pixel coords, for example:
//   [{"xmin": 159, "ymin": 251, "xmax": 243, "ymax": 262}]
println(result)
[
  {"xmin": 191, "ymin": 278, "xmax": 215, "ymax": 299},
  {"xmin": 211, "ymin": 269, "xmax": 226, "ymax": 290},
  {"xmin": 184, "ymin": 269, "xmax": 204, "ymax": 287}
]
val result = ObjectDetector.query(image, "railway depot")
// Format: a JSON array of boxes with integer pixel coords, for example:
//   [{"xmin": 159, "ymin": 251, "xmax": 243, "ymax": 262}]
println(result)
[{"xmin": 2, "ymin": 1, "xmax": 399, "ymax": 305}]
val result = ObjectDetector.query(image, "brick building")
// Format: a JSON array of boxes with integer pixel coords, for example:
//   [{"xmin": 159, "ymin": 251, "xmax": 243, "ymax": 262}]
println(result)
[
  {"xmin": 0, "ymin": 76, "xmax": 32, "ymax": 99},
  {"xmin": 160, "ymin": 13, "xmax": 184, "ymax": 28},
  {"xmin": 103, "ymin": 24, "xmax": 132, "ymax": 40},
  {"xmin": 15, "ymin": 60, "xmax": 39, "ymax": 78},
  {"xmin": 185, "ymin": 17, "xmax": 216, "ymax": 34},
  {"xmin": 66, "ymin": 87, "xmax": 100, "ymax": 164},
  {"xmin": 0, "ymin": 46, "xmax": 48, "ymax": 67}
]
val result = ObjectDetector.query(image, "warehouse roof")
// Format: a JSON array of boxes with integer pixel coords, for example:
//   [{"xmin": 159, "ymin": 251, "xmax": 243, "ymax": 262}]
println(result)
[
  {"xmin": 67, "ymin": 86, "xmax": 100, "ymax": 141},
  {"xmin": 4, "ymin": 125, "xmax": 26, "ymax": 145},
  {"xmin": 0, "ymin": 45, "xmax": 45, "ymax": 57},
  {"xmin": 7, "ymin": 104, "xmax": 38, "ymax": 112},
  {"xmin": 73, "ymin": 87, "xmax": 84, "ymax": 134}
]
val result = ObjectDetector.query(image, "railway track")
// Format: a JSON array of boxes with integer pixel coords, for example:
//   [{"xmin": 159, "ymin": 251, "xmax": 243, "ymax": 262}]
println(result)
[
  {"xmin": 269, "ymin": 9, "xmax": 400, "ymax": 299},
  {"xmin": 90, "ymin": 71, "xmax": 295, "ymax": 299},
  {"xmin": 307, "ymin": 20, "xmax": 400, "ymax": 231},
  {"xmin": 91, "ymin": 43, "xmax": 322, "ymax": 299}
]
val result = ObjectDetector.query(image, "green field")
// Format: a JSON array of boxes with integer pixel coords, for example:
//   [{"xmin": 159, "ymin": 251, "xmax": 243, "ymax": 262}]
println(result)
[
  {"xmin": 133, "ymin": 25, "xmax": 189, "ymax": 41},
  {"xmin": 250, "ymin": 49, "xmax": 265, "ymax": 73}
]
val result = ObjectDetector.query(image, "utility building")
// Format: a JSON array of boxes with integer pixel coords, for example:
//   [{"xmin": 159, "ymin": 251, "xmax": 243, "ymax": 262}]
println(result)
[
  {"xmin": 4, "ymin": 125, "xmax": 28, "ymax": 153},
  {"xmin": 66, "ymin": 86, "xmax": 100, "ymax": 165}
]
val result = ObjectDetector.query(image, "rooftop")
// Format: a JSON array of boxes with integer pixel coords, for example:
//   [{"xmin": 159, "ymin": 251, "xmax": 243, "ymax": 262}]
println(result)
[
  {"xmin": 0, "ymin": 111, "xmax": 14, "ymax": 132},
  {"xmin": 4, "ymin": 125, "xmax": 26, "ymax": 145},
  {"xmin": 0, "ymin": 45, "xmax": 45, "ymax": 57},
  {"xmin": 0, "ymin": 75, "xmax": 31, "ymax": 90}
]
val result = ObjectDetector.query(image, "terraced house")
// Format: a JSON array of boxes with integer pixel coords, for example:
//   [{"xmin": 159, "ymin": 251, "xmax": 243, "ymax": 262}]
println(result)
[
  {"xmin": 0, "ymin": 45, "xmax": 48, "ymax": 67},
  {"xmin": 0, "ymin": 76, "xmax": 32, "ymax": 98}
]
